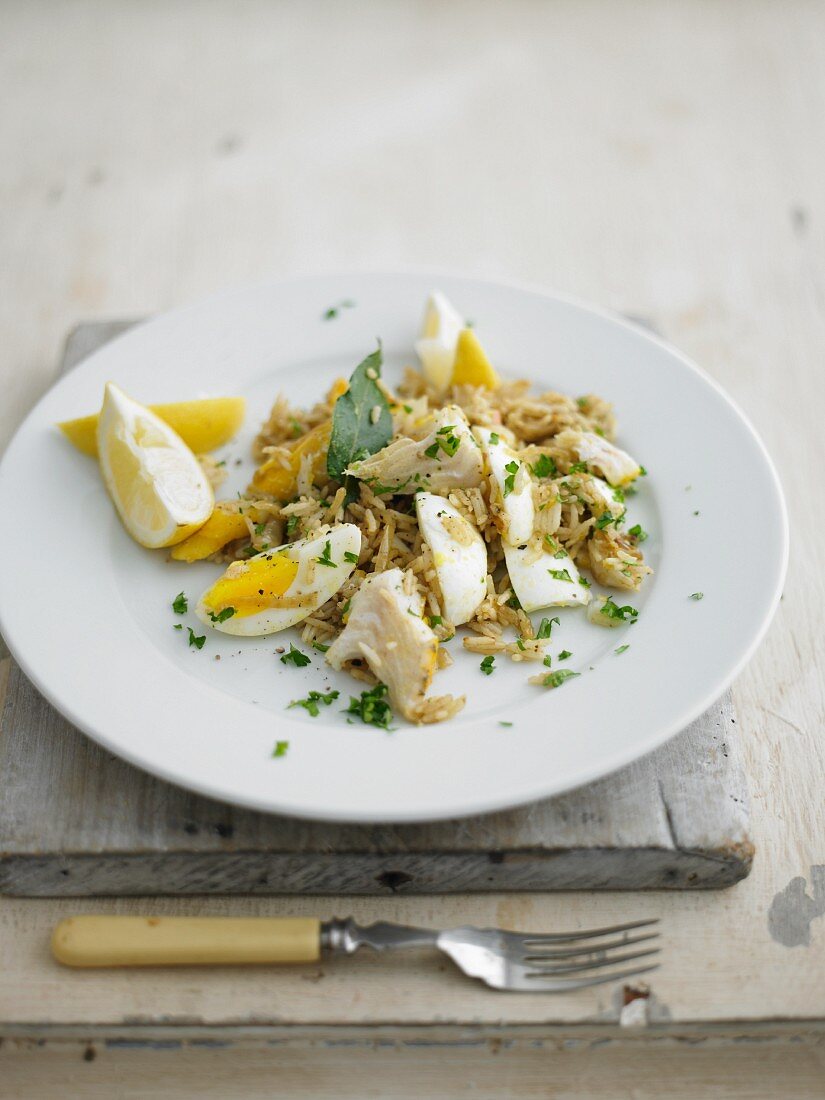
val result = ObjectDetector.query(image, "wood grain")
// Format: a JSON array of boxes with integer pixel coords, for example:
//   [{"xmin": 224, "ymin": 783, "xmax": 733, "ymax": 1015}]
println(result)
[
  {"xmin": 0, "ymin": 321, "xmax": 751, "ymax": 895},
  {"xmin": 0, "ymin": 0, "xmax": 823, "ymax": 1055}
]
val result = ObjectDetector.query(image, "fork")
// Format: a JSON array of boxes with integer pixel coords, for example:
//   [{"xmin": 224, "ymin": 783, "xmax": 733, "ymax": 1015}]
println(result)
[{"xmin": 52, "ymin": 915, "xmax": 660, "ymax": 991}]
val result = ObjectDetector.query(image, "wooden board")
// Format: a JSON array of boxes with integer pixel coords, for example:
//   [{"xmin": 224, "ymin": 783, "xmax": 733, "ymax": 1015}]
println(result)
[{"xmin": 0, "ymin": 322, "xmax": 752, "ymax": 896}]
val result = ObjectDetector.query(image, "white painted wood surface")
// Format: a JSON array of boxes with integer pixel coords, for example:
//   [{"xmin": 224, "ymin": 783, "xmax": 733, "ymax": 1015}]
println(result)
[
  {"xmin": 1, "ymin": 0, "xmax": 824, "ymax": 1093},
  {"xmin": 0, "ymin": 322, "xmax": 750, "ymax": 896}
]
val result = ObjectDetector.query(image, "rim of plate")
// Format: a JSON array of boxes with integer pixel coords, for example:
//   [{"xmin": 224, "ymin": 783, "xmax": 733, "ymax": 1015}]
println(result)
[{"xmin": 0, "ymin": 271, "xmax": 789, "ymax": 822}]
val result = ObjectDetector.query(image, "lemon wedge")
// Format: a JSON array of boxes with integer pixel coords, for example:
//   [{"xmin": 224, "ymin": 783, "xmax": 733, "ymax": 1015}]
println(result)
[
  {"xmin": 452, "ymin": 328, "xmax": 500, "ymax": 389},
  {"xmin": 59, "ymin": 396, "xmax": 245, "ymax": 458},
  {"xmin": 97, "ymin": 383, "xmax": 214, "ymax": 548}
]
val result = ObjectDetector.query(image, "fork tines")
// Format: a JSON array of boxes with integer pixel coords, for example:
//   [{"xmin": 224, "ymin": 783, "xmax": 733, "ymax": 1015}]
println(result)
[{"xmin": 518, "ymin": 918, "xmax": 661, "ymax": 987}]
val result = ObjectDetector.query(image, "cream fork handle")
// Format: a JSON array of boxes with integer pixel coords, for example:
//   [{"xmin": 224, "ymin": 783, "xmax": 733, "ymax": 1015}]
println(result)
[{"xmin": 52, "ymin": 916, "xmax": 321, "ymax": 967}]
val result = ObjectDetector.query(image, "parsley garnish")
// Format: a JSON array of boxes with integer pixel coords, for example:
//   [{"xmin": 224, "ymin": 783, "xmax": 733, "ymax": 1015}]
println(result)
[
  {"xmin": 254, "ymin": 522, "xmax": 267, "ymax": 535},
  {"xmin": 595, "ymin": 512, "xmax": 615, "ymax": 530},
  {"xmin": 208, "ymin": 607, "xmax": 236, "ymax": 623},
  {"xmin": 503, "ymin": 460, "xmax": 520, "ymax": 497},
  {"xmin": 612, "ymin": 487, "xmax": 626, "ymax": 504},
  {"xmin": 531, "ymin": 454, "xmax": 557, "ymax": 479},
  {"xmin": 424, "ymin": 441, "xmax": 440, "ymax": 460},
  {"xmin": 578, "ymin": 576, "xmax": 591, "ymax": 588},
  {"xmin": 272, "ymin": 741, "xmax": 289, "ymax": 758},
  {"xmin": 690, "ymin": 592, "xmax": 704, "ymax": 601},
  {"xmin": 290, "ymin": 689, "xmax": 339, "ymax": 717},
  {"xmin": 286, "ymin": 515, "xmax": 299, "ymax": 536},
  {"xmin": 489, "ymin": 432, "xmax": 500, "ymax": 445},
  {"xmin": 173, "ymin": 624, "xmax": 183, "ymax": 631},
  {"xmin": 576, "ymin": 396, "xmax": 588, "ymax": 410},
  {"xmin": 541, "ymin": 669, "xmax": 580, "ymax": 689},
  {"xmin": 536, "ymin": 616, "xmax": 560, "ymax": 640},
  {"xmin": 499, "ymin": 721, "xmax": 513, "ymax": 727},
  {"xmin": 429, "ymin": 615, "xmax": 443, "ymax": 627},
  {"xmin": 629, "ymin": 523, "xmax": 648, "ymax": 542},
  {"xmin": 569, "ymin": 461, "xmax": 589, "ymax": 474},
  {"xmin": 553, "ymin": 549, "xmax": 567, "ymax": 559},
  {"xmin": 344, "ymin": 683, "xmax": 393, "ymax": 729},
  {"xmin": 543, "ymin": 655, "xmax": 552, "ymax": 667},
  {"xmin": 281, "ymin": 644, "xmax": 311, "ymax": 667},
  {"xmin": 480, "ymin": 656, "xmax": 495, "ymax": 675},
  {"xmin": 172, "ymin": 592, "xmax": 188, "ymax": 615},
  {"xmin": 615, "ymin": 644, "xmax": 630, "ymax": 655},
  {"xmin": 557, "ymin": 649, "xmax": 572, "ymax": 661},
  {"xmin": 505, "ymin": 593, "xmax": 522, "ymax": 610},
  {"xmin": 599, "ymin": 598, "xmax": 639, "ymax": 622},
  {"xmin": 327, "ymin": 346, "xmax": 392, "ymax": 484},
  {"xmin": 343, "ymin": 551, "xmax": 359, "ymax": 564},
  {"xmin": 323, "ymin": 307, "xmax": 338, "ymax": 320},
  {"xmin": 310, "ymin": 640, "xmax": 330, "ymax": 653},
  {"xmin": 187, "ymin": 628, "xmax": 205, "ymax": 650},
  {"xmin": 548, "ymin": 568, "xmax": 573, "ymax": 583},
  {"xmin": 315, "ymin": 540, "xmax": 337, "ymax": 568}
]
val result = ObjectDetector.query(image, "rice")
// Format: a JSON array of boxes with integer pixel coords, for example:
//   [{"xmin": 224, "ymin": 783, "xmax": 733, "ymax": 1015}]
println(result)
[{"xmin": 201, "ymin": 365, "xmax": 650, "ymax": 723}]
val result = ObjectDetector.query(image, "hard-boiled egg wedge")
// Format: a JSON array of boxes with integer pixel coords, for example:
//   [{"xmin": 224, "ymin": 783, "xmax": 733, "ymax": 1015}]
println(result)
[
  {"xmin": 195, "ymin": 524, "xmax": 361, "ymax": 636},
  {"xmin": 475, "ymin": 426, "xmax": 534, "ymax": 546},
  {"xmin": 559, "ymin": 430, "xmax": 641, "ymax": 487},
  {"xmin": 503, "ymin": 540, "xmax": 591, "ymax": 612},
  {"xmin": 325, "ymin": 569, "xmax": 441, "ymax": 722},
  {"xmin": 415, "ymin": 492, "xmax": 487, "ymax": 626},
  {"xmin": 96, "ymin": 382, "xmax": 214, "ymax": 549},
  {"xmin": 415, "ymin": 291, "xmax": 465, "ymax": 392}
]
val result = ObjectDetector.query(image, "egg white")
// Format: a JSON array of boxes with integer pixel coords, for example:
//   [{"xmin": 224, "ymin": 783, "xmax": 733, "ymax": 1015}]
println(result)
[
  {"xmin": 503, "ymin": 542, "xmax": 591, "ymax": 612},
  {"xmin": 415, "ymin": 491, "xmax": 488, "ymax": 625},
  {"xmin": 475, "ymin": 426, "xmax": 535, "ymax": 546}
]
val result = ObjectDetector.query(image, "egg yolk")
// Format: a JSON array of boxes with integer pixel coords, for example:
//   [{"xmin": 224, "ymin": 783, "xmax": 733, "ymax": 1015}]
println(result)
[{"xmin": 203, "ymin": 554, "xmax": 299, "ymax": 618}]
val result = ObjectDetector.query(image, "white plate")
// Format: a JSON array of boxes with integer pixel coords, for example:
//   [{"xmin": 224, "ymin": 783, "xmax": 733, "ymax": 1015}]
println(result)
[{"xmin": 0, "ymin": 273, "xmax": 787, "ymax": 823}]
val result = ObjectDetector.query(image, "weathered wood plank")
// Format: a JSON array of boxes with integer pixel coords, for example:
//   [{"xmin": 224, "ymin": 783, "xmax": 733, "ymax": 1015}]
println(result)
[{"xmin": 0, "ymin": 323, "xmax": 752, "ymax": 896}]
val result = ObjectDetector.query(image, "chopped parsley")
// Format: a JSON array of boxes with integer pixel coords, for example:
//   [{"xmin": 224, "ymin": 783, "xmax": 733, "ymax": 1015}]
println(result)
[
  {"xmin": 208, "ymin": 607, "xmax": 236, "ymax": 624},
  {"xmin": 557, "ymin": 649, "xmax": 572, "ymax": 661},
  {"xmin": 536, "ymin": 616, "xmax": 560, "ymax": 640},
  {"xmin": 254, "ymin": 522, "xmax": 267, "ymax": 535},
  {"xmin": 281, "ymin": 643, "xmax": 311, "ymax": 667},
  {"xmin": 172, "ymin": 592, "xmax": 188, "ymax": 615},
  {"xmin": 290, "ymin": 689, "xmax": 339, "ymax": 717},
  {"xmin": 315, "ymin": 540, "xmax": 337, "ymax": 568},
  {"xmin": 480, "ymin": 655, "xmax": 495, "ymax": 676},
  {"xmin": 543, "ymin": 655, "xmax": 552, "ymax": 668},
  {"xmin": 548, "ymin": 568, "xmax": 573, "ymax": 583},
  {"xmin": 615, "ymin": 644, "xmax": 630, "ymax": 655},
  {"xmin": 541, "ymin": 669, "xmax": 580, "ymax": 689},
  {"xmin": 553, "ymin": 549, "xmax": 567, "ymax": 559},
  {"xmin": 690, "ymin": 592, "xmax": 704, "ymax": 601},
  {"xmin": 425, "ymin": 428, "xmax": 461, "ymax": 460},
  {"xmin": 503, "ymin": 460, "xmax": 520, "ymax": 497},
  {"xmin": 272, "ymin": 741, "xmax": 289, "ymax": 758},
  {"xmin": 516, "ymin": 638, "xmax": 526, "ymax": 651},
  {"xmin": 639, "ymin": 466, "xmax": 648, "ymax": 476},
  {"xmin": 569, "ymin": 461, "xmax": 589, "ymax": 474},
  {"xmin": 429, "ymin": 615, "xmax": 443, "ymax": 627},
  {"xmin": 629, "ymin": 523, "xmax": 648, "ymax": 542},
  {"xmin": 344, "ymin": 682, "xmax": 393, "ymax": 729},
  {"xmin": 286, "ymin": 515, "xmax": 300, "ymax": 536},
  {"xmin": 599, "ymin": 598, "xmax": 639, "ymax": 622},
  {"xmin": 578, "ymin": 576, "xmax": 591, "ymax": 588},
  {"xmin": 341, "ymin": 598, "xmax": 352, "ymax": 616},
  {"xmin": 505, "ymin": 593, "xmax": 522, "ymax": 610},
  {"xmin": 311, "ymin": 640, "xmax": 330, "ymax": 653},
  {"xmin": 489, "ymin": 432, "xmax": 500, "ymax": 445},
  {"xmin": 499, "ymin": 721, "xmax": 513, "ymax": 728},
  {"xmin": 187, "ymin": 628, "xmax": 205, "ymax": 650},
  {"xmin": 576, "ymin": 396, "xmax": 589, "ymax": 410},
  {"xmin": 343, "ymin": 550, "xmax": 359, "ymax": 564},
  {"xmin": 424, "ymin": 441, "xmax": 440, "ymax": 460},
  {"xmin": 289, "ymin": 418, "xmax": 303, "ymax": 438},
  {"xmin": 612, "ymin": 487, "xmax": 626, "ymax": 504},
  {"xmin": 531, "ymin": 454, "xmax": 557, "ymax": 479},
  {"xmin": 323, "ymin": 307, "xmax": 339, "ymax": 320},
  {"xmin": 173, "ymin": 623, "xmax": 183, "ymax": 631},
  {"xmin": 595, "ymin": 511, "xmax": 616, "ymax": 530}
]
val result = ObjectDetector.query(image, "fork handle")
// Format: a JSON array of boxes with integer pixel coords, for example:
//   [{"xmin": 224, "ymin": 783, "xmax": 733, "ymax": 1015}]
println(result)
[{"xmin": 52, "ymin": 916, "xmax": 321, "ymax": 968}]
